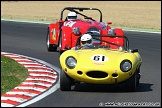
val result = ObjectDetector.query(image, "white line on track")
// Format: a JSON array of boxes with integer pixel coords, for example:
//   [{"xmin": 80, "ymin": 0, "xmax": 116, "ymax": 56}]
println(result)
[
  {"xmin": 4, "ymin": 92, "xmax": 38, "ymax": 97},
  {"xmin": 1, "ymin": 103, "xmax": 14, "ymax": 107},
  {"xmin": 22, "ymin": 82, "xmax": 52, "ymax": 87},
  {"xmin": 1, "ymin": 97, "xmax": 28, "ymax": 103},
  {"xmin": 25, "ymin": 78, "xmax": 57, "ymax": 83},
  {"xmin": 1, "ymin": 18, "xmax": 161, "ymax": 34}
]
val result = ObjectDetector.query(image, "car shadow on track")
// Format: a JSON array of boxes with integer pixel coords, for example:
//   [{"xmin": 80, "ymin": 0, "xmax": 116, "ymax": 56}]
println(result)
[{"xmin": 72, "ymin": 83, "xmax": 153, "ymax": 93}]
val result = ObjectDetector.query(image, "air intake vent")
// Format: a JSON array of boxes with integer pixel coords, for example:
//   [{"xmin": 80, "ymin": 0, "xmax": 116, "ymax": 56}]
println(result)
[{"xmin": 86, "ymin": 71, "xmax": 108, "ymax": 78}]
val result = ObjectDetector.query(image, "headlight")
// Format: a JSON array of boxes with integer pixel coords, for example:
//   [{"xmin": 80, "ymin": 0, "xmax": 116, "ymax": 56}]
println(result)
[
  {"xmin": 108, "ymin": 29, "xmax": 116, "ymax": 36},
  {"xmin": 72, "ymin": 27, "xmax": 80, "ymax": 35},
  {"xmin": 65, "ymin": 56, "xmax": 77, "ymax": 69},
  {"xmin": 120, "ymin": 60, "xmax": 132, "ymax": 72}
]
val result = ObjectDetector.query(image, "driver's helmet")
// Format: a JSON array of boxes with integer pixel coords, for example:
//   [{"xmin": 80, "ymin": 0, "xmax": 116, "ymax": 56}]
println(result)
[
  {"xmin": 67, "ymin": 11, "xmax": 77, "ymax": 20},
  {"xmin": 80, "ymin": 34, "xmax": 93, "ymax": 46}
]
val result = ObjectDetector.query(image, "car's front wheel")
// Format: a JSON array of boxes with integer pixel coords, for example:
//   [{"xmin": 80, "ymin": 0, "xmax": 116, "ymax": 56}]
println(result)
[
  {"xmin": 58, "ymin": 31, "xmax": 65, "ymax": 54},
  {"xmin": 46, "ymin": 28, "xmax": 57, "ymax": 52},
  {"xmin": 60, "ymin": 69, "xmax": 73, "ymax": 91},
  {"xmin": 124, "ymin": 71, "xmax": 138, "ymax": 92}
]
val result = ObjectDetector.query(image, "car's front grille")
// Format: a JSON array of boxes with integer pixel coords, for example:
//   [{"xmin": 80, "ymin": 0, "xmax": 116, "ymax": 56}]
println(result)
[
  {"xmin": 86, "ymin": 27, "xmax": 100, "ymax": 43},
  {"xmin": 86, "ymin": 71, "xmax": 108, "ymax": 78}
]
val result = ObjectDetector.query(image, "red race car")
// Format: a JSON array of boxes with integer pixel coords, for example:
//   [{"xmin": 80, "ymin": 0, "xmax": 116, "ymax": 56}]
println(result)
[{"xmin": 46, "ymin": 7, "xmax": 124, "ymax": 54}]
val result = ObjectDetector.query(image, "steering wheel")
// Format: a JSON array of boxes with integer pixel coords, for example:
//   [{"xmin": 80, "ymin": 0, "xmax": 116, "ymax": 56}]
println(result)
[{"xmin": 78, "ymin": 44, "xmax": 94, "ymax": 49}]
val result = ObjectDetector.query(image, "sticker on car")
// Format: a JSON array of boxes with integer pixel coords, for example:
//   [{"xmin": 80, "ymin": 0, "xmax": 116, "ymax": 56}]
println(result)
[
  {"xmin": 90, "ymin": 54, "xmax": 108, "ymax": 62},
  {"xmin": 52, "ymin": 28, "xmax": 56, "ymax": 40},
  {"xmin": 64, "ymin": 21, "xmax": 76, "ymax": 27}
]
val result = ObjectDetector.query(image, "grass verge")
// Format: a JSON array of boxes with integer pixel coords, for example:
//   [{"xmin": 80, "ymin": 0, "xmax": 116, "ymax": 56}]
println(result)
[{"xmin": 1, "ymin": 55, "xmax": 29, "ymax": 94}]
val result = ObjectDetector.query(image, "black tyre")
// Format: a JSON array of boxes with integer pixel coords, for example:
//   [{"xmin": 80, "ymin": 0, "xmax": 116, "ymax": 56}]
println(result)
[
  {"xmin": 136, "ymin": 68, "xmax": 141, "ymax": 86},
  {"xmin": 58, "ymin": 31, "xmax": 63, "ymax": 54},
  {"xmin": 59, "ymin": 50, "xmax": 65, "ymax": 55},
  {"xmin": 124, "ymin": 71, "xmax": 138, "ymax": 92},
  {"xmin": 60, "ymin": 69, "xmax": 73, "ymax": 91},
  {"xmin": 58, "ymin": 30, "xmax": 67, "ymax": 55},
  {"xmin": 46, "ymin": 28, "xmax": 57, "ymax": 52}
]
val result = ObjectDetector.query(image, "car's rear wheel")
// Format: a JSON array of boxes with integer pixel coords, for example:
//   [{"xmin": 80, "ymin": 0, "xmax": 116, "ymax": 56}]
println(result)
[
  {"xmin": 60, "ymin": 69, "xmax": 73, "ymax": 91},
  {"xmin": 46, "ymin": 28, "xmax": 57, "ymax": 52}
]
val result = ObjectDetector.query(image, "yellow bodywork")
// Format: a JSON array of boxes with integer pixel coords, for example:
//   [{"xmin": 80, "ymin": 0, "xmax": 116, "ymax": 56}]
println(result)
[{"xmin": 60, "ymin": 48, "xmax": 142, "ymax": 84}]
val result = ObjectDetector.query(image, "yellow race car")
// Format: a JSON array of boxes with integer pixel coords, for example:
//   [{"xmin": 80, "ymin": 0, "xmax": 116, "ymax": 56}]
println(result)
[{"xmin": 59, "ymin": 34, "xmax": 142, "ymax": 92}]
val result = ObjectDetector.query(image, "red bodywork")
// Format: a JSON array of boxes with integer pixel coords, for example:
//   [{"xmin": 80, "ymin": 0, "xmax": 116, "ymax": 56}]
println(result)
[{"xmin": 47, "ymin": 7, "xmax": 124, "ymax": 53}]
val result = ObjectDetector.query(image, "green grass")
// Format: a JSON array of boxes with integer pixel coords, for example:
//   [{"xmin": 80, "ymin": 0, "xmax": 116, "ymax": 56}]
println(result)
[{"xmin": 1, "ymin": 55, "xmax": 29, "ymax": 94}]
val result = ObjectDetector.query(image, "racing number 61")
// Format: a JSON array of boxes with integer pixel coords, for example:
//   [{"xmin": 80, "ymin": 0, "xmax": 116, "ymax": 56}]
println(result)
[{"xmin": 93, "ymin": 55, "xmax": 105, "ymax": 61}]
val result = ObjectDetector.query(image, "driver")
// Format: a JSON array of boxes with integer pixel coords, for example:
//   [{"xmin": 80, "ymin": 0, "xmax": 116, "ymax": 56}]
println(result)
[
  {"xmin": 80, "ymin": 33, "xmax": 93, "ymax": 48},
  {"xmin": 72, "ymin": 34, "xmax": 94, "ymax": 50},
  {"xmin": 67, "ymin": 11, "xmax": 77, "ymax": 20}
]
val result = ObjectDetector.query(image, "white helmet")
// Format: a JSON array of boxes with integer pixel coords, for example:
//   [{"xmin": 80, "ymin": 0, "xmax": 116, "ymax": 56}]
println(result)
[
  {"xmin": 81, "ymin": 34, "xmax": 92, "ymax": 45},
  {"xmin": 67, "ymin": 12, "xmax": 77, "ymax": 20}
]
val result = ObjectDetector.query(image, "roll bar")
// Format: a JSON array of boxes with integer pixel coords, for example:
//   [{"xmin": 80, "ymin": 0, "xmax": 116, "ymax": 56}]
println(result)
[{"xmin": 60, "ymin": 7, "xmax": 102, "ymax": 22}]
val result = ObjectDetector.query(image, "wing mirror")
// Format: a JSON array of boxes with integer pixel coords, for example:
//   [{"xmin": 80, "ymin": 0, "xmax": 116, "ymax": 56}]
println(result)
[
  {"xmin": 107, "ymin": 22, "xmax": 112, "ymax": 25},
  {"xmin": 132, "ymin": 49, "xmax": 138, "ymax": 53}
]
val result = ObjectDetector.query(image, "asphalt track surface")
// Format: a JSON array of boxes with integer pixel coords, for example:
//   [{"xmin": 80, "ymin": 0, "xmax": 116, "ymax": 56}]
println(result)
[{"xmin": 1, "ymin": 20, "xmax": 161, "ymax": 107}]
